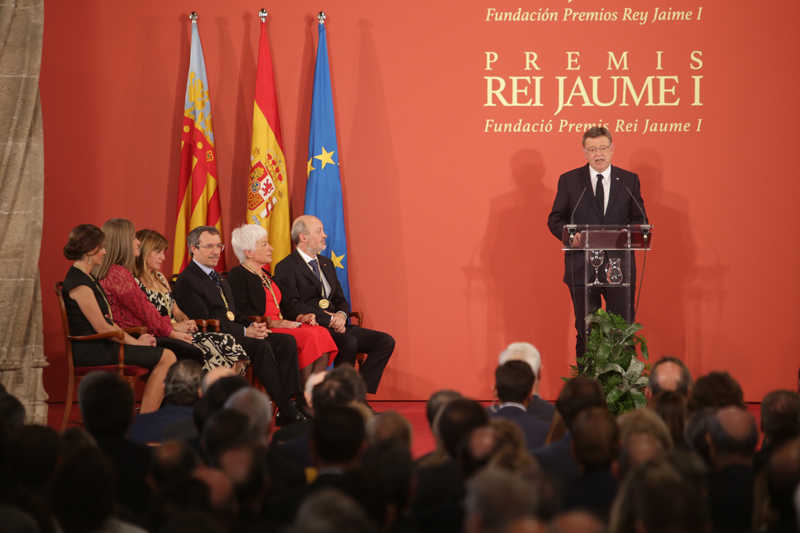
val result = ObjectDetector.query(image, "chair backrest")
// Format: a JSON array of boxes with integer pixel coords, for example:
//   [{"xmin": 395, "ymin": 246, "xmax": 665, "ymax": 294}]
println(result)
[{"xmin": 55, "ymin": 281, "xmax": 76, "ymax": 375}]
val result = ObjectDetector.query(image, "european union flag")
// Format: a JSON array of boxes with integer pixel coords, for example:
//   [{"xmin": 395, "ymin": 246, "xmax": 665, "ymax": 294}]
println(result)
[{"xmin": 305, "ymin": 18, "xmax": 350, "ymax": 301}]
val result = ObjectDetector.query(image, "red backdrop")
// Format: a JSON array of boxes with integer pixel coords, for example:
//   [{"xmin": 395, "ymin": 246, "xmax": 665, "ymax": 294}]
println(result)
[{"xmin": 39, "ymin": 0, "xmax": 800, "ymax": 402}]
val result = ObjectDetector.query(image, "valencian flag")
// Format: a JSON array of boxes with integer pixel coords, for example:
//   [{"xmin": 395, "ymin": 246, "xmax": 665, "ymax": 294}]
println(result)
[
  {"xmin": 247, "ymin": 10, "xmax": 290, "ymax": 272},
  {"xmin": 173, "ymin": 14, "xmax": 225, "ymax": 274},
  {"xmin": 305, "ymin": 14, "xmax": 350, "ymax": 301}
]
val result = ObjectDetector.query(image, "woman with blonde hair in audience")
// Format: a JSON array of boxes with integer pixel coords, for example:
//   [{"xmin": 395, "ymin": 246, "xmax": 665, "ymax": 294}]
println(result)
[
  {"xmin": 61, "ymin": 224, "xmax": 175, "ymax": 412},
  {"xmin": 227, "ymin": 223, "xmax": 336, "ymax": 385},
  {"xmin": 97, "ymin": 219, "xmax": 248, "ymax": 373}
]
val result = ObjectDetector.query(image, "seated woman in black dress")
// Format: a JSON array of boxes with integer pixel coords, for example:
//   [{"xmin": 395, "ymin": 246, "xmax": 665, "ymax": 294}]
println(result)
[{"xmin": 61, "ymin": 224, "xmax": 176, "ymax": 413}]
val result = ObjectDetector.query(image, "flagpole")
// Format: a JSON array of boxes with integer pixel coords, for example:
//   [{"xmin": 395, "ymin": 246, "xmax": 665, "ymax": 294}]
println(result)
[
  {"xmin": 189, "ymin": 11, "xmax": 198, "ymax": 23},
  {"xmin": 317, "ymin": 11, "xmax": 326, "ymax": 24},
  {"xmin": 258, "ymin": 8, "xmax": 267, "ymax": 23}
]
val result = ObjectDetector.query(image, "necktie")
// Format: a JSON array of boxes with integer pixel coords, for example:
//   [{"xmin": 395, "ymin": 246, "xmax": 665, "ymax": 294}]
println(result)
[
  {"xmin": 309, "ymin": 259, "xmax": 320, "ymax": 277},
  {"xmin": 595, "ymin": 174, "xmax": 605, "ymax": 215},
  {"xmin": 209, "ymin": 270, "xmax": 221, "ymax": 286}
]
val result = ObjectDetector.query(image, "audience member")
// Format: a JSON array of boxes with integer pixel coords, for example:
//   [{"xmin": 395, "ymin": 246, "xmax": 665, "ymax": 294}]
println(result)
[
  {"xmin": 490, "ymin": 360, "xmax": 550, "ymax": 450},
  {"xmin": 463, "ymin": 467, "xmax": 540, "ymax": 533},
  {"xmin": 288, "ymin": 489, "xmax": 377, "ymax": 533},
  {"xmin": 650, "ymin": 390, "xmax": 688, "ymax": 449},
  {"xmin": 0, "ymin": 391, "xmax": 25, "ymax": 444},
  {"xmin": 366, "ymin": 410, "xmax": 413, "ymax": 449},
  {"xmin": 224, "ymin": 386, "xmax": 274, "ymax": 446},
  {"xmin": 646, "ymin": 355, "xmax": 692, "ymax": 400},
  {"xmin": 563, "ymin": 407, "xmax": 619, "ymax": 520},
  {"xmin": 498, "ymin": 341, "xmax": 555, "ymax": 424},
  {"xmin": 755, "ymin": 390, "xmax": 800, "ymax": 471},
  {"xmin": 687, "ymin": 370, "xmax": 745, "ymax": 413},
  {"xmin": 357, "ymin": 441, "xmax": 415, "ymax": 530},
  {"xmin": 534, "ymin": 377, "xmax": 606, "ymax": 490},
  {"xmin": 549, "ymin": 511, "xmax": 604, "ymax": 533},
  {"xmin": 200, "ymin": 367, "xmax": 236, "ymax": 396},
  {"xmin": 417, "ymin": 389, "xmax": 462, "ymax": 467},
  {"xmin": 616, "ymin": 407, "xmax": 672, "ymax": 478},
  {"xmin": 78, "ymin": 371, "xmax": 153, "ymax": 522},
  {"xmin": 763, "ymin": 437, "xmax": 800, "ymax": 533},
  {"xmin": 129, "ymin": 359, "xmax": 202, "ymax": 444},
  {"xmin": 706, "ymin": 405, "xmax": 759, "ymax": 532},
  {"xmin": 684, "ymin": 406, "xmax": 715, "ymax": 466}
]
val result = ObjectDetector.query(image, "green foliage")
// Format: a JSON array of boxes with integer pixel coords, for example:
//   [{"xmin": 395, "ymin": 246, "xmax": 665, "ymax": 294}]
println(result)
[{"xmin": 570, "ymin": 309, "xmax": 650, "ymax": 415}]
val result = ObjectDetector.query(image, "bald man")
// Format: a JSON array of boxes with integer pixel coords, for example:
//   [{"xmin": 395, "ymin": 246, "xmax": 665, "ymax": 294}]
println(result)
[
  {"xmin": 646, "ymin": 356, "xmax": 692, "ymax": 401},
  {"xmin": 273, "ymin": 216, "xmax": 395, "ymax": 394}
]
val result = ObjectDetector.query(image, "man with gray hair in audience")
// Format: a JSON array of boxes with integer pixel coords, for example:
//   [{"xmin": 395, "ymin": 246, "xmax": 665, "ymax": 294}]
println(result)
[
  {"xmin": 464, "ymin": 468, "xmax": 541, "ymax": 533},
  {"xmin": 129, "ymin": 359, "xmax": 203, "ymax": 444},
  {"xmin": 497, "ymin": 342, "xmax": 554, "ymax": 424},
  {"xmin": 225, "ymin": 387, "xmax": 274, "ymax": 447}
]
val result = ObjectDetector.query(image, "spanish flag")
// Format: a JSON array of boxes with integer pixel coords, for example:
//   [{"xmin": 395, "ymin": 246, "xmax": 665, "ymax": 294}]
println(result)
[
  {"xmin": 246, "ymin": 11, "xmax": 290, "ymax": 272},
  {"xmin": 173, "ymin": 15, "xmax": 225, "ymax": 274}
]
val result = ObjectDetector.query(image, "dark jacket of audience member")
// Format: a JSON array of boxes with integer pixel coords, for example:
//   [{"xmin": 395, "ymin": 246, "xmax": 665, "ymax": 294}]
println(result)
[{"xmin": 489, "ymin": 361, "xmax": 550, "ymax": 450}]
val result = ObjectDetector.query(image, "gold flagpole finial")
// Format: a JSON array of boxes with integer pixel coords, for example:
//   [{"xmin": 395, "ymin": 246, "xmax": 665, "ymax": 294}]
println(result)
[
  {"xmin": 317, "ymin": 11, "xmax": 327, "ymax": 24},
  {"xmin": 258, "ymin": 9, "xmax": 268, "ymax": 23},
  {"xmin": 189, "ymin": 12, "xmax": 198, "ymax": 23}
]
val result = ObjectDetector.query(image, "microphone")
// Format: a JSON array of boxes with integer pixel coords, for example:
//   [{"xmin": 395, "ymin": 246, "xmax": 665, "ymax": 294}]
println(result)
[
  {"xmin": 567, "ymin": 186, "xmax": 588, "ymax": 245},
  {"xmin": 616, "ymin": 176, "xmax": 649, "ymax": 240}
]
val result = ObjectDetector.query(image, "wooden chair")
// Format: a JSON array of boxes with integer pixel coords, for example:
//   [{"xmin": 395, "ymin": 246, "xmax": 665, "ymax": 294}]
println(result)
[{"xmin": 55, "ymin": 282, "xmax": 150, "ymax": 430}]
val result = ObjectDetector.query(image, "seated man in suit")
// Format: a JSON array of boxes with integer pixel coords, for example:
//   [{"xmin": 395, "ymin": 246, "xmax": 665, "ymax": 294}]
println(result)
[
  {"xmin": 173, "ymin": 225, "xmax": 306, "ymax": 426},
  {"xmin": 497, "ymin": 341, "xmax": 555, "ymax": 424},
  {"xmin": 273, "ymin": 215, "xmax": 395, "ymax": 395},
  {"xmin": 489, "ymin": 360, "xmax": 550, "ymax": 450}
]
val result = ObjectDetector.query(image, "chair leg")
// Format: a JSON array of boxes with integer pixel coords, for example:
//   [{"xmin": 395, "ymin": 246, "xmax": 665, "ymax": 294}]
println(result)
[{"xmin": 61, "ymin": 372, "xmax": 75, "ymax": 431}]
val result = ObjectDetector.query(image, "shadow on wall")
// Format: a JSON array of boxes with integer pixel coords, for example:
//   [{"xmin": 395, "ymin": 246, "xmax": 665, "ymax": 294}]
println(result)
[
  {"xmin": 344, "ymin": 19, "xmax": 410, "ymax": 399},
  {"xmin": 468, "ymin": 149, "xmax": 567, "ymax": 397}
]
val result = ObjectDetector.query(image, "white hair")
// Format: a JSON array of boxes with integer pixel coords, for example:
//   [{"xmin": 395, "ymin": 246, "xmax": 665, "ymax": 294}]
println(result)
[
  {"xmin": 498, "ymin": 342, "xmax": 541, "ymax": 376},
  {"xmin": 224, "ymin": 387, "xmax": 273, "ymax": 444},
  {"xmin": 230, "ymin": 224, "xmax": 267, "ymax": 264}
]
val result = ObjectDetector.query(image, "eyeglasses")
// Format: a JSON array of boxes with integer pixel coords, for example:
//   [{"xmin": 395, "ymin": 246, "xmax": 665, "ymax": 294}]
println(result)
[
  {"xmin": 197, "ymin": 243, "xmax": 225, "ymax": 251},
  {"xmin": 584, "ymin": 145, "xmax": 611, "ymax": 154}
]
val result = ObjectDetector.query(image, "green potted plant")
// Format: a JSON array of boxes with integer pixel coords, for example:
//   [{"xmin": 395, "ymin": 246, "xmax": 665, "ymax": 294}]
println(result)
[{"xmin": 571, "ymin": 309, "xmax": 650, "ymax": 415}]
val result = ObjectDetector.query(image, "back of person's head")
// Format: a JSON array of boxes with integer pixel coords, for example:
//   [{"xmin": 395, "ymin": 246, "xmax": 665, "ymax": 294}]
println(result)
[
  {"xmin": 650, "ymin": 391, "xmax": 688, "ymax": 448},
  {"xmin": 312, "ymin": 374, "xmax": 357, "ymax": 414},
  {"xmin": 201, "ymin": 408, "xmax": 255, "ymax": 468},
  {"xmin": 425, "ymin": 389, "xmax": 461, "ymax": 428},
  {"xmin": 289, "ymin": 488, "xmax": 377, "ymax": 533},
  {"xmin": 0, "ymin": 392, "xmax": 25, "ymax": 444},
  {"xmin": 498, "ymin": 342, "xmax": 542, "ymax": 376},
  {"xmin": 495, "ymin": 360, "xmax": 535, "ymax": 404},
  {"xmin": 195, "ymin": 375, "xmax": 250, "ymax": 433},
  {"xmin": 326, "ymin": 365, "xmax": 368, "ymax": 404},
  {"xmin": 707, "ymin": 405, "xmax": 758, "ymax": 463},
  {"xmin": 366, "ymin": 410, "xmax": 412, "ymax": 449},
  {"xmin": 0, "ymin": 506, "xmax": 39, "ymax": 533},
  {"xmin": 358, "ymin": 442, "xmax": 414, "ymax": 528},
  {"xmin": 616, "ymin": 408, "xmax": 673, "ymax": 478},
  {"xmin": 683, "ymin": 407, "xmax": 714, "ymax": 466},
  {"xmin": 486, "ymin": 418, "xmax": 540, "ymax": 475},
  {"xmin": 761, "ymin": 389, "xmax": 800, "ymax": 444},
  {"xmin": 164, "ymin": 360, "xmax": 203, "ymax": 406},
  {"xmin": 648, "ymin": 356, "xmax": 692, "ymax": 397},
  {"xmin": 571, "ymin": 406, "xmax": 618, "ymax": 471},
  {"xmin": 550, "ymin": 510, "xmax": 604, "ymax": 533},
  {"xmin": 687, "ymin": 371, "xmax": 744, "ymax": 413},
  {"xmin": 78, "ymin": 371, "xmax": 134, "ymax": 438},
  {"xmin": 765, "ymin": 437, "xmax": 800, "ymax": 528},
  {"xmin": 464, "ymin": 467, "xmax": 539, "ymax": 533},
  {"xmin": 555, "ymin": 377, "xmax": 606, "ymax": 430},
  {"xmin": 1, "ymin": 425, "xmax": 60, "ymax": 490},
  {"xmin": 51, "ymin": 445, "xmax": 115, "ymax": 533},
  {"xmin": 151, "ymin": 440, "xmax": 201, "ymax": 491},
  {"xmin": 437, "ymin": 398, "xmax": 490, "ymax": 459},
  {"xmin": 621, "ymin": 458, "xmax": 709, "ymax": 533},
  {"xmin": 200, "ymin": 367, "xmax": 236, "ymax": 396},
  {"xmin": 224, "ymin": 387, "xmax": 273, "ymax": 446},
  {"xmin": 312, "ymin": 405, "xmax": 366, "ymax": 466}
]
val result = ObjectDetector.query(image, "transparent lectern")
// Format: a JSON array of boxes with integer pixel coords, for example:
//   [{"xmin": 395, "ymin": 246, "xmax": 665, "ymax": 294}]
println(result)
[{"xmin": 561, "ymin": 224, "xmax": 653, "ymax": 340}]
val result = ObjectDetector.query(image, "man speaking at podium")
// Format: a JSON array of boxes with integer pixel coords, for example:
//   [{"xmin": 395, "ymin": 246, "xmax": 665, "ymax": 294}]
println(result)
[{"xmin": 547, "ymin": 127, "xmax": 648, "ymax": 360}]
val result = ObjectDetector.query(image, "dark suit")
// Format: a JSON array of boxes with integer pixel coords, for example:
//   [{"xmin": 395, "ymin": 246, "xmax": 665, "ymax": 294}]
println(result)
[
  {"xmin": 527, "ymin": 395, "xmax": 556, "ymax": 425},
  {"xmin": 490, "ymin": 404, "xmax": 550, "ymax": 449},
  {"xmin": 547, "ymin": 164, "xmax": 648, "ymax": 358},
  {"xmin": 273, "ymin": 250, "xmax": 395, "ymax": 393},
  {"xmin": 173, "ymin": 260, "xmax": 300, "ymax": 414}
]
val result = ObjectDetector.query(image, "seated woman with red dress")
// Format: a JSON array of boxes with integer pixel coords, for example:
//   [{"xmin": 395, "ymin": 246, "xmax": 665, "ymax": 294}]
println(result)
[{"xmin": 228, "ymin": 224, "xmax": 336, "ymax": 385}]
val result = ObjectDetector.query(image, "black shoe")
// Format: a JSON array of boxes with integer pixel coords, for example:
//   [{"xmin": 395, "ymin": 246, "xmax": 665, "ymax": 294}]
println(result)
[{"xmin": 275, "ymin": 402, "xmax": 310, "ymax": 427}]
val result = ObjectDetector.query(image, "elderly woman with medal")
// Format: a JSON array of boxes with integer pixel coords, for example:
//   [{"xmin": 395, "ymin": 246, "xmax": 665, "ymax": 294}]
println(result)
[{"xmin": 228, "ymin": 224, "xmax": 338, "ymax": 385}]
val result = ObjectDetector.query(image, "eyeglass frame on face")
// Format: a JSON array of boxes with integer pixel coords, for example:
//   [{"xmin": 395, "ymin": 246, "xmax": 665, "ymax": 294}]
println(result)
[
  {"xmin": 584, "ymin": 145, "xmax": 612, "ymax": 154},
  {"xmin": 196, "ymin": 243, "xmax": 225, "ymax": 251}
]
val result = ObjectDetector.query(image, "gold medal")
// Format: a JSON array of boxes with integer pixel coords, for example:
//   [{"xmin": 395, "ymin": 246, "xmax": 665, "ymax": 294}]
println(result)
[
  {"xmin": 318, "ymin": 298, "xmax": 330, "ymax": 310},
  {"xmin": 226, "ymin": 311, "xmax": 235, "ymax": 320}
]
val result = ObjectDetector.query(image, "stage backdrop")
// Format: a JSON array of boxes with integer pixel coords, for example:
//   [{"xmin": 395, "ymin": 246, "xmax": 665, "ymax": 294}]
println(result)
[{"xmin": 39, "ymin": 0, "xmax": 799, "ymax": 402}]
